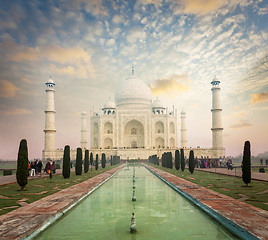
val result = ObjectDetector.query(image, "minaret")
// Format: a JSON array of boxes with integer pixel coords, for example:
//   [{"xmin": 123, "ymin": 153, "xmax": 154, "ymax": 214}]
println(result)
[
  {"xmin": 180, "ymin": 111, "xmax": 187, "ymax": 148},
  {"xmin": 211, "ymin": 76, "xmax": 223, "ymax": 149},
  {"xmin": 81, "ymin": 111, "xmax": 87, "ymax": 149},
  {"xmin": 44, "ymin": 77, "xmax": 56, "ymax": 151}
]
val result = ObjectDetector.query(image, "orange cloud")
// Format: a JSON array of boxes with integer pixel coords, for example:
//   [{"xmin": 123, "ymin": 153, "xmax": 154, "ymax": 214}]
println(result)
[
  {"xmin": 230, "ymin": 113, "xmax": 244, "ymax": 118},
  {"xmin": 21, "ymin": 77, "xmax": 32, "ymax": 83},
  {"xmin": 0, "ymin": 79, "xmax": 20, "ymax": 99},
  {"xmin": 149, "ymin": 73, "xmax": 190, "ymax": 97},
  {"xmin": 228, "ymin": 119, "xmax": 252, "ymax": 129},
  {"xmin": 7, "ymin": 44, "xmax": 96, "ymax": 78},
  {"xmin": 49, "ymin": 64, "xmax": 87, "ymax": 78},
  {"xmin": 180, "ymin": 0, "xmax": 246, "ymax": 15},
  {"xmin": 1, "ymin": 108, "xmax": 31, "ymax": 115},
  {"xmin": 7, "ymin": 46, "xmax": 40, "ymax": 62},
  {"xmin": 250, "ymin": 91, "xmax": 268, "ymax": 103}
]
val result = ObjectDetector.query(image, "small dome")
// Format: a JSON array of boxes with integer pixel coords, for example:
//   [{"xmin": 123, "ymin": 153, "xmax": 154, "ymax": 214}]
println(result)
[
  {"xmin": 115, "ymin": 75, "xmax": 152, "ymax": 106},
  {"xmin": 48, "ymin": 78, "xmax": 54, "ymax": 83},
  {"xmin": 103, "ymin": 100, "xmax": 116, "ymax": 109},
  {"xmin": 152, "ymin": 99, "xmax": 165, "ymax": 109}
]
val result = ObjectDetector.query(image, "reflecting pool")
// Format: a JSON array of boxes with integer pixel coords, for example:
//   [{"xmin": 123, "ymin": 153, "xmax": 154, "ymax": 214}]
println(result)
[{"xmin": 36, "ymin": 165, "xmax": 239, "ymax": 239}]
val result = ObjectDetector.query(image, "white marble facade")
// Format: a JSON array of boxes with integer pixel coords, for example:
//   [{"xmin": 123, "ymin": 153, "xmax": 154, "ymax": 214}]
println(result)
[
  {"xmin": 42, "ymin": 74, "xmax": 225, "ymax": 161},
  {"xmin": 90, "ymin": 74, "xmax": 177, "ymax": 152}
]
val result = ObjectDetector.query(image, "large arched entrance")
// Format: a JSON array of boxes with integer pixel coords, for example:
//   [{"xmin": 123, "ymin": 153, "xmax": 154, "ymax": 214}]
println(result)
[{"xmin": 124, "ymin": 119, "xmax": 144, "ymax": 148}]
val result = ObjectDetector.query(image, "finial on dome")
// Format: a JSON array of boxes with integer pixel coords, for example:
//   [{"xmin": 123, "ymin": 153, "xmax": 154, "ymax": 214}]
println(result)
[{"xmin": 132, "ymin": 66, "xmax": 134, "ymax": 75}]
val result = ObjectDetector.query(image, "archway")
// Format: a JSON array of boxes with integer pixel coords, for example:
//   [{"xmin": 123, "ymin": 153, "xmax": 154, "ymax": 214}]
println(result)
[
  {"xmin": 93, "ymin": 123, "xmax": 98, "ymax": 134},
  {"xmin": 156, "ymin": 137, "xmax": 164, "ymax": 148},
  {"xmin": 170, "ymin": 137, "xmax": 175, "ymax": 148},
  {"xmin": 169, "ymin": 122, "xmax": 175, "ymax": 134},
  {"xmin": 104, "ymin": 138, "xmax": 113, "ymax": 149},
  {"xmin": 155, "ymin": 121, "xmax": 164, "ymax": 134},
  {"xmin": 124, "ymin": 119, "xmax": 144, "ymax": 148},
  {"xmin": 104, "ymin": 121, "xmax": 113, "ymax": 134},
  {"xmin": 93, "ymin": 138, "xmax": 98, "ymax": 149}
]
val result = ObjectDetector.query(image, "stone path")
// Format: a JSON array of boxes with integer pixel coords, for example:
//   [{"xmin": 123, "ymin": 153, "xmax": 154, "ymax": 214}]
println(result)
[
  {"xmin": 195, "ymin": 167, "xmax": 268, "ymax": 182},
  {"xmin": 144, "ymin": 164, "xmax": 268, "ymax": 240},
  {"xmin": 0, "ymin": 164, "xmax": 125, "ymax": 239}
]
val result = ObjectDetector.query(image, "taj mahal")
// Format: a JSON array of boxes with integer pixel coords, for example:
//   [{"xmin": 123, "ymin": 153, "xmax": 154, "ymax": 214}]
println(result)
[{"xmin": 42, "ymin": 70, "xmax": 225, "ymax": 161}]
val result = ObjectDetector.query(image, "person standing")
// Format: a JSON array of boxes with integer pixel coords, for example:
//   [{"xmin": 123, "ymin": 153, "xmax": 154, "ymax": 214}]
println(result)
[
  {"xmin": 37, "ymin": 160, "xmax": 43, "ymax": 177},
  {"xmin": 51, "ymin": 161, "xmax": 56, "ymax": 174},
  {"xmin": 30, "ymin": 162, "xmax": 35, "ymax": 177}
]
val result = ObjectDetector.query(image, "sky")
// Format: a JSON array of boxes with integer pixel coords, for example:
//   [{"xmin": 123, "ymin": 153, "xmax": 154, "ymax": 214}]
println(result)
[{"xmin": 0, "ymin": 0, "xmax": 268, "ymax": 160}]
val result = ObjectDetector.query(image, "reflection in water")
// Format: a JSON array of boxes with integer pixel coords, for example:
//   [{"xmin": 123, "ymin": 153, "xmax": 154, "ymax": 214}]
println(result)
[{"xmin": 36, "ymin": 165, "xmax": 239, "ymax": 240}]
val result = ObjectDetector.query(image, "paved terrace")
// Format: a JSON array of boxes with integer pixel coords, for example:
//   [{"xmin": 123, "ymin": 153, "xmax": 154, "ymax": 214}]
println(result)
[
  {"xmin": 0, "ymin": 164, "xmax": 126, "ymax": 240},
  {"xmin": 144, "ymin": 164, "xmax": 268, "ymax": 240},
  {"xmin": 195, "ymin": 167, "xmax": 268, "ymax": 182}
]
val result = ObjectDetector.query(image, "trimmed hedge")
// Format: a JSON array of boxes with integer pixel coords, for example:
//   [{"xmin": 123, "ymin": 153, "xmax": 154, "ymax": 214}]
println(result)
[
  {"xmin": 3, "ymin": 170, "xmax": 12, "ymax": 176},
  {"xmin": 259, "ymin": 167, "xmax": 265, "ymax": 173}
]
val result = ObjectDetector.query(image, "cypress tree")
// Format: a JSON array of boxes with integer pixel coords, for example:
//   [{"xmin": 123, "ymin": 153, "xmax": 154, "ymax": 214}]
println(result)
[
  {"xmin": 101, "ymin": 153, "xmax": 106, "ymax": 168},
  {"xmin": 95, "ymin": 154, "xmax": 99, "ymax": 170},
  {"xmin": 189, "ymin": 150, "xmax": 194, "ymax": 174},
  {"xmin": 16, "ymin": 139, "xmax": 29, "ymax": 191},
  {"xmin": 90, "ymin": 152, "xmax": 93, "ymax": 171},
  {"xmin": 170, "ymin": 152, "xmax": 173, "ymax": 169},
  {"xmin": 63, "ymin": 145, "xmax": 70, "ymax": 178},
  {"xmin": 175, "ymin": 150, "xmax": 180, "ymax": 170},
  {"xmin": 75, "ymin": 147, "xmax": 82, "ymax": 175},
  {"xmin": 84, "ymin": 150, "xmax": 89, "ymax": 173},
  {"xmin": 110, "ymin": 155, "xmax": 113, "ymax": 166},
  {"xmin": 242, "ymin": 141, "xmax": 251, "ymax": 187},
  {"xmin": 181, "ymin": 148, "xmax": 185, "ymax": 171}
]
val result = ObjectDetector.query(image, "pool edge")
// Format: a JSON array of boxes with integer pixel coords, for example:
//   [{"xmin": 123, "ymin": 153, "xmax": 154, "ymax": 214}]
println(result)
[
  {"xmin": 23, "ymin": 166, "xmax": 125, "ymax": 240},
  {"xmin": 143, "ymin": 164, "xmax": 261, "ymax": 240}
]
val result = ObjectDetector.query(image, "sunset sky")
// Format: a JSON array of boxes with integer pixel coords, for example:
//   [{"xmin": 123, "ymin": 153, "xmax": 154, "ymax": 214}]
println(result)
[{"xmin": 0, "ymin": 0, "xmax": 267, "ymax": 160}]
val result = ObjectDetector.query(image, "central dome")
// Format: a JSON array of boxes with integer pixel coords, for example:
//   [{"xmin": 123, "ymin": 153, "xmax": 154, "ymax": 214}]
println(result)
[{"xmin": 115, "ymin": 75, "xmax": 152, "ymax": 107}]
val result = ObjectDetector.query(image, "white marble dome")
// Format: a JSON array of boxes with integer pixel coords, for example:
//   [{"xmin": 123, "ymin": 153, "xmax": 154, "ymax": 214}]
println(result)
[
  {"xmin": 152, "ymin": 99, "xmax": 165, "ymax": 109},
  {"xmin": 115, "ymin": 75, "xmax": 152, "ymax": 106},
  {"xmin": 103, "ymin": 100, "xmax": 116, "ymax": 109}
]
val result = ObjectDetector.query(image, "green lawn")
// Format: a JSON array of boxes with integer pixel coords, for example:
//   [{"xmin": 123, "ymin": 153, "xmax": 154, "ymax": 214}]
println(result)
[
  {"xmin": 148, "ymin": 164, "xmax": 268, "ymax": 211},
  {"xmin": 0, "ymin": 164, "xmax": 121, "ymax": 216}
]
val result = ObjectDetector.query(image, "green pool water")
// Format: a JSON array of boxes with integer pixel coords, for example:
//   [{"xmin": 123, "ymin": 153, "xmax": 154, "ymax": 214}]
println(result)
[{"xmin": 36, "ymin": 165, "xmax": 239, "ymax": 240}]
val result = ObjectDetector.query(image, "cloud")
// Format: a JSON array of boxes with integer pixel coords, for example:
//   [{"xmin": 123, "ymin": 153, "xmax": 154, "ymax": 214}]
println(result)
[
  {"xmin": 7, "ymin": 44, "xmax": 96, "ymax": 78},
  {"xmin": 127, "ymin": 26, "xmax": 147, "ymax": 43},
  {"xmin": 8, "ymin": 44, "xmax": 92, "ymax": 64},
  {"xmin": 149, "ymin": 73, "xmax": 190, "ymax": 97},
  {"xmin": 7, "ymin": 46, "xmax": 40, "ymax": 62},
  {"xmin": 49, "ymin": 64, "xmax": 87, "ymax": 78},
  {"xmin": 228, "ymin": 119, "xmax": 253, "ymax": 129},
  {"xmin": 1, "ymin": 108, "xmax": 31, "ymax": 115},
  {"xmin": 180, "ymin": 0, "xmax": 247, "ymax": 15},
  {"xmin": 112, "ymin": 15, "xmax": 124, "ymax": 24},
  {"xmin": 71, "ymin": 0, "xmax": 108, "ymax": 16},
  {"xmin": 250, "ymin": 91, "xmax": 268, "ymax": 104},
  {"xmin": 230, "ymin": 113, "xmax": 244, "ymax": 118},
  {"xmin": 0, "ymin": 80, "xmax": 20, "ymax": 99},
  {"xmin": 21, "ymin": 77, "xmax": 32, "ymax": 83}
]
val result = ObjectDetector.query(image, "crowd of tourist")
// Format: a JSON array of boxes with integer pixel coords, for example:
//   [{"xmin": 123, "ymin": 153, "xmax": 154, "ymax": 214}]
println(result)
[{"xmin": 28, "ymin": 160, "xmax": 57, "ymax": 177}]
